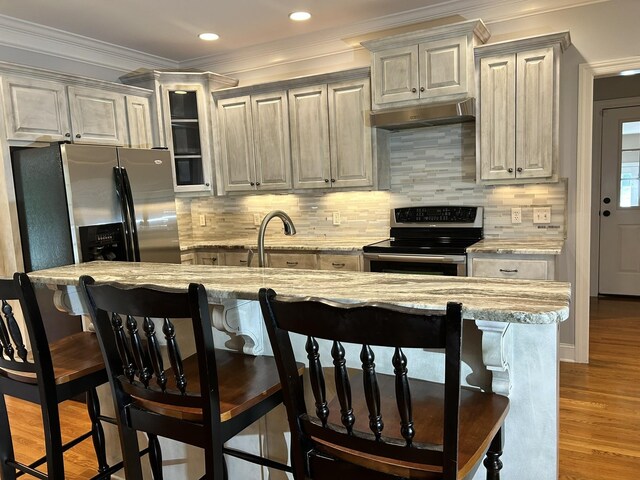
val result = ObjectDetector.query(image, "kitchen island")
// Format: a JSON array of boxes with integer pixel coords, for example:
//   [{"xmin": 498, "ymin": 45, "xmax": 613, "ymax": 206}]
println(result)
[{"xmin": 29, "ymin": 261, "xmax": 570, "ymax": 480}]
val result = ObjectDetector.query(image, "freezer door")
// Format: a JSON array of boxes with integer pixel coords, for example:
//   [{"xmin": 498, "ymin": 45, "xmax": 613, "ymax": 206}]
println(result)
[
  {"xmin": 60, "ymin": 144, "xmax": 122, "ymax": 261},
  {"xmin": 117, "ymin": 148, "xmax": 181, "ymax": 263}
]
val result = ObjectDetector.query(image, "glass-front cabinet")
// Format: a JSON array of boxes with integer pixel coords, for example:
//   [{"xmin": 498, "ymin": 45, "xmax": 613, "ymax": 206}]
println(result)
[{"xmin": 120, "ymin": 70, "xmax": 239, "ymax": 194}]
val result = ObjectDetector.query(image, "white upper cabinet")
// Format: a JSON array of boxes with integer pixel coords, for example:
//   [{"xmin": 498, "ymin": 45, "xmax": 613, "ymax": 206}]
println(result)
[
  {"xmin": 1, "ymin": 65, "xmax": 155, "ymax": 147},
  {"xmin": 475, "ymin": 32, "xmax": 571, "ymax": 183},
  {"xmin": 362, "ymin": 19, "xmax": 490, "ymax": 110},
  {"xmin": 289, "ymin": 77, "xmax": 372, "ymax": 189},
  {"xmin": 217, "ymin": 91, "xmax": 291, "ymax": 193},
  {"xmin": 67, "ymin": 85, "xmax": 128, "ymax": 146}
]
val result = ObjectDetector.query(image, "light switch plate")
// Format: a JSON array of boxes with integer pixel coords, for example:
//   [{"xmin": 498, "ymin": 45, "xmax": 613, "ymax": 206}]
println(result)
[
  {"xmin": 533, "ymin": 207, "xmax": 551, "ymax": 224},
  {"xmin": 332, "ymin": 212, "xmax": 341, "ymax": 225}
]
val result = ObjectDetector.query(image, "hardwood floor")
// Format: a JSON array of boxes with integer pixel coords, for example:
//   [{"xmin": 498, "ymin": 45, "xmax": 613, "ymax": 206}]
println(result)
[
  {"xmin": 559, "ymin": 296, "xmax": 640, "ymax": 480},
  {"xmin": 3, "ymin": 296, "xmax": 639, "ymax": 479}
]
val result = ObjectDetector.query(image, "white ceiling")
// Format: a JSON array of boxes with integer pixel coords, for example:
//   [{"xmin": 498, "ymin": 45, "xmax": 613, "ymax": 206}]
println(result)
[{"xmin": 0, "ymin": 0, "xmax": 449, "ymax": 62}]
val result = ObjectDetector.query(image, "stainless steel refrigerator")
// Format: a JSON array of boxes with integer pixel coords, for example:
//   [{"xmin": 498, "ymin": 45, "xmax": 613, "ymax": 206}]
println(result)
[{"xmin": 12, "ymin": 143, "xmax": 181, "ymax": 339}]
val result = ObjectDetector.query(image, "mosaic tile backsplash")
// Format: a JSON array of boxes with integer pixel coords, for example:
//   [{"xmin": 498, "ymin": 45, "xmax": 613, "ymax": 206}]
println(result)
[{"xmin": 178, "ymin": 123, "xmax": 566, "ymax": 244}]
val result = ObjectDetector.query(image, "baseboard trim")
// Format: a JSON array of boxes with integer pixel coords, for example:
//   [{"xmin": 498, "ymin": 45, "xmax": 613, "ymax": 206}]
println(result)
[{"xmin": 559, "ymin": 342, "xmax": 576, "ymax": 363}]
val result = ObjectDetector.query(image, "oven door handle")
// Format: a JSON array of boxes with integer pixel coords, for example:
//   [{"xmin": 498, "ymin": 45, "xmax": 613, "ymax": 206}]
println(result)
[{"xmin": 363, "ymin": 254, "xmax": 465, "ymax": 264}]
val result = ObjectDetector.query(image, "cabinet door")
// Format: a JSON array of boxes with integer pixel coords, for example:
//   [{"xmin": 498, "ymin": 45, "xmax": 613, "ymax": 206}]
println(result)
[
  {"xmin": 289, "ymin": 85, "xmax": 331, "ymax": 189},
  {"xmin": 181, "ymin": 252, "xmax": 196, "ymax": 265},
  {"xmin": 1, "ymin": 76, "xmax": 71, "ymax": 142},
  {"xmin": 516, "ymin": 47, "xmax": 554, "ymax": 179},
  {"xmin": 419, "ymin": 35, "xmax": 468, "ymax": 100},
  {"xmin": 125, "ymin": 95, "xmax": 153, "ymax": 148},
  {"xmin": 197, "ymin": 251, "xmax": 219, "ymax": 265},
  {"xmin": 372, "ymin": 45, "xmax": 419, "ymax": 105},
  {"xmin": 328, "ymin": 79, "xmax": 373, "ymax": 188},
  {"xmin": 221, "ymin": 251, "xmax": 253, "ymax": 267},
  {"xmin": 252, "ymin": 91, "xmax": 291, "ymax": 191},
  {"xmin": 67, "ymin": 86, "xmax": 128, "ymax": 146},
  {"xmin": 163, "ymin": 84, "xmax": 213, "ymax": 193},
  {"xmin": 218, "ymin": 96, "xmax": 256, "ymax": 192},
  {"xmin": 479, "ymin": 54, "xmax": 517, "ymax": 181}
]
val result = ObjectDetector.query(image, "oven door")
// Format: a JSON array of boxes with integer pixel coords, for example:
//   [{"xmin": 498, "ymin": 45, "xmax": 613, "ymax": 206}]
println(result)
[{"xmin": 363, "ymin": 253, "xmax": 467, "ymax": 276}]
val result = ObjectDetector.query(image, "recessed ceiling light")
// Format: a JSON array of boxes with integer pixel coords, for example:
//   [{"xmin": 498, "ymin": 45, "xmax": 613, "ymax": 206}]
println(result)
[
  {"xmin": 198, "ymin": 33, "xmax": 219, "ymax": 41},
  {"xmin": 620, "ymin": 69, "xmax": 640, "ymax": 76},
  {"xmin": 289, "ymin": 11, "xmax": 311, "ymax": 21}
]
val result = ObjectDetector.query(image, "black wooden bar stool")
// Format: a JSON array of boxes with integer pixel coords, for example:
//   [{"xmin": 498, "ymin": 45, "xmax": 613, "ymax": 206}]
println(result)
[
  {"xmin": 81, "ymin": 276, "xmax": 303, "ymax": 479},
  {"xmin": 0, "ymin": 273, "xmax": 118, "ymax": 479},
  {"xmin": 259, "ymin": 287, "xmax": 510, "ymax": 480}
]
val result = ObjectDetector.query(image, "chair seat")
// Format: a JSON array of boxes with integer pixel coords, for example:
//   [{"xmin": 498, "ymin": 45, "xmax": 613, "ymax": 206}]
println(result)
[
  {"xmin": 1, "ymin": 332, "xmax": 105, "ymax": 385},
  {"xmin": 133, "ymin": 349, "xmax": 303, "ymax": 423},
  {"xmin": 313, "ymin": 372, "xmax": 509, "ymax": 479}
]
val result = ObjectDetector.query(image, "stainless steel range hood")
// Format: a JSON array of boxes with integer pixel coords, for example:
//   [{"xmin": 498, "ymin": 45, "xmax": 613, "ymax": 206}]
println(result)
[{"xmin": 369, "ymin": 98, "xmax": 475, "ymax": 130}]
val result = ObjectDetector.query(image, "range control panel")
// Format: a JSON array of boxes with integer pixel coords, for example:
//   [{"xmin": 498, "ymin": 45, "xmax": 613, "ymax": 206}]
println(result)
[{"xmin": 393, "ymin": 206, "xmax": 481, "ymax": 225}]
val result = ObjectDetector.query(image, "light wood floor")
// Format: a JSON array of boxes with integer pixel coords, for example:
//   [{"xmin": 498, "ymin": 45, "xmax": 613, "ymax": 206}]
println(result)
[
  {"xmin": 559, "ymin": 296, "xmax": 640, "ymax": 479},
  {"xmin": 3, "ymin": 296, "xmax": 640, "ymax": 479}
]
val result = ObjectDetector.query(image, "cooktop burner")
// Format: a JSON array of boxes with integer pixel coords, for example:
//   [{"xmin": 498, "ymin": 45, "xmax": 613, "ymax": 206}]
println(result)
[{"xmin": 363, "ymin": 206, "xmax": 483, "ymax": 255}]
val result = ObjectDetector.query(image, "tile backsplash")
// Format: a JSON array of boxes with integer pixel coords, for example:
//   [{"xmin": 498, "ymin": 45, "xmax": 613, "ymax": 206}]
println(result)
[{"xmin": 178, "ymin": 123, "xmax": 566, "ymax": 244}]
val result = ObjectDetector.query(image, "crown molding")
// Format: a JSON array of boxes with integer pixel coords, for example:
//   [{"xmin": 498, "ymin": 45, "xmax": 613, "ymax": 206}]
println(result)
[
  {"xmin": 0, "ymin": 14, "xmax": 177, "ymax": 74},
  {"xmin": 181, "ymin": 0, "xmax": 607, "ymax": 75},
  {"xmin": 0, "ymin": 0, "xmax": 608, "ymax": 77}
]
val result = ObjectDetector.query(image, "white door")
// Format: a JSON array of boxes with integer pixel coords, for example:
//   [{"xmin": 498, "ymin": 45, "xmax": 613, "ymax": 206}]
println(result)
[{"xmin": 598, "ymin": 106, "xmax": 640, "ymax": 295}]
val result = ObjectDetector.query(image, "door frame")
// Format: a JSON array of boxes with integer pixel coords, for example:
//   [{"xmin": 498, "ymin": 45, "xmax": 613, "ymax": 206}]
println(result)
[
  {"xmin": 575, "ymin": 57, "xmax": 640, "ymax": 363},
  {"xmin": 591, "ymin": 97, "xmax": 640, "ymax": 297}
]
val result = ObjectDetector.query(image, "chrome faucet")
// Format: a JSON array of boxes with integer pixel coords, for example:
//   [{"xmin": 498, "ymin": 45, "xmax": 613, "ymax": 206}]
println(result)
[{"xmin": 257, "ymin": 210, "xmax": 297, "ymax": 267}]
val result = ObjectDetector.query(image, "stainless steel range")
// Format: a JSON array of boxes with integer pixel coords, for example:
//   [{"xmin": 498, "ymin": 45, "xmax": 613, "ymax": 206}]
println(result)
[{"xmin": 363, "ymin": 206, "xmax": 483, "ymax": 276}]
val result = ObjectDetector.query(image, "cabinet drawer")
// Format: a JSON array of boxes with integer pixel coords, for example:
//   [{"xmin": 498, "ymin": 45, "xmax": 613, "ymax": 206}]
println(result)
[
  {"xmin": 222, "ymin": 251, "xmax": 254, "ymax": 267},
  {"xmin": 471, "ymin": 258, "xmax": 551, "ymax": 280},
  {"xmin": 318, "ymin": 255, "xmax": 361, "ymax": 272},
  {"xmin": 267, "ymin": 253, "xmax": 318, "ymax": 270}
]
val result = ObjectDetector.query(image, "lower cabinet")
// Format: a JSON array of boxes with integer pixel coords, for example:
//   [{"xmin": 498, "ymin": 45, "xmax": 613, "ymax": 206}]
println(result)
[
  {"xmin": 467, "ymin": 253, "xmax": 556, "ymax": 280},
  {"xmin": 267, "ymin": 252, "xmax": 318, "ymax": 270},
  {"xmin": 220, "ymin": 250, "xmax": 254, "ymax": 267},
  {"xmin": 318, "ymin": 254, "xmax": 361, "ymax": 272}
]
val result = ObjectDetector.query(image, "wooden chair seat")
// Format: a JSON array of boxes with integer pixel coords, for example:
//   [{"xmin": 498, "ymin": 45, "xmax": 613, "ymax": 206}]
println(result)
[
  {"xmin": 315, "ymin": 373, "xmax": 509, "ymax": 479},
  {"xmin": 1, "ymin": 332, "xmax": 105, "ymax": 385},
  {"xmin": 133, "ymin": 350, "xmax": 303, "ymax": 423}
]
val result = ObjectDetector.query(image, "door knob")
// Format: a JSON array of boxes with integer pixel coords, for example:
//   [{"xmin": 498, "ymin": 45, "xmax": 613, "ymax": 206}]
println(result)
[
  {"xmin": 602, "ymin": 210, "xmax": 611, "ymax": 217},
  {"xmin": 603, "ymin": 197, "xmax": 611, "ymax": 204}
]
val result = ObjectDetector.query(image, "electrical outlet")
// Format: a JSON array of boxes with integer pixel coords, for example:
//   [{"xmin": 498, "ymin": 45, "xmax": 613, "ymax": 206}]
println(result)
[
  {"xmin": 253, "ymin": 213, "xmax": 261, "ymax": 226},
  {"xmin": 511, "ymin": 207, "xmax": 522, "ymax": 224},
  {"xmin": 533, "ymin": 207, "xmax": 551, "ymax": 224},
  {"xmin": 332, "ymin": 212, "xmax": 341, "ymax": 225},
  {"xmin": 199, "ymin": 214, "xmax": 206, "ymax": 226}
]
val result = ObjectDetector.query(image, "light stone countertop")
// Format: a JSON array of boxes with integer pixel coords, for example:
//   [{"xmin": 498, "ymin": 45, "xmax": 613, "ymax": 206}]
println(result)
[
  {"xmin": 29, "ymin": 261, "xmax": 570, "ymax": 325},
  {"xmin": 181, "ymin": 236, "xmax": 385, "ymax": 253},
  {"xmin": 466, "ymin": 238, "xmax": 565, "ymax": 255}
]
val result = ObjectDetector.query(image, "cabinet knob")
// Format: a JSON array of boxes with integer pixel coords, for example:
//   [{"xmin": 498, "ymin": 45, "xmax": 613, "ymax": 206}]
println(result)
[
  {"xmin": 65, "ymin": 132, "xmax": 71, "ymax": 138},
  {"xmin": 256, "ymin": 182, "xmax": 261, "ymax": 186},
  {"xmin": 411, "ymin": 87, "xmax": 417, "ymax": 93},
  {"xmin": 75, "ymin": 134, "xmax": 81, "ymax": 138},
  {"xmin": 420, "ymin": 86, "xmax": 425, "ymax": 92},
  {"xmin": 205, "ymin": 183, "xmax": 210, "ymax": 187},
  {"xmin": 324, "ymin": 178, "xmax": 329, "ymax": 183},
  {"xmin": 331, "ymin": 178, "xmax": 336, "ymax": 183},
  {"xmin": 508, "ymin": 168, "xmax": 514, "ymax": 173},
  {"xmin": 516, "ymin": 167, "xmax": 523, "ymax": 172},
  {"xmin": 250, "ymin": 182, "xmax": 255, "ymax": 186}
]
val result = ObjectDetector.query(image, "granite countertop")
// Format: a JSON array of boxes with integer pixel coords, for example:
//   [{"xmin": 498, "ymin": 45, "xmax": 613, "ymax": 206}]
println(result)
[
  {"xmin": 466, "ymin": 238, "xmax": 565, "ymax": 255},
  {"xmin": 29, "ymin": 261, "xmax": 570, "ymax": 325},
  {"xmin": 181, "ymin": 236, "xmax": 385, "ymax": 253}
]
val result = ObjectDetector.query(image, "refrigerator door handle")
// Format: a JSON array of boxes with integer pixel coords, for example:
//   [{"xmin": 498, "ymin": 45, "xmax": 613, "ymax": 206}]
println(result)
[
  {"xmin": 121, "ymin": 167, "xmax": 141, "ymax": 262},
  {"xmin": 113, "ymin": 166, "xmax": 134, "ymax": 261}
]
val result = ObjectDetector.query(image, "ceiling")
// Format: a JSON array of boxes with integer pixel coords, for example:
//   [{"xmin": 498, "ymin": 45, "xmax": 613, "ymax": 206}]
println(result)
[{"xmin": 0, "ymin": 0, "xmax": 449, "ymax": 62}]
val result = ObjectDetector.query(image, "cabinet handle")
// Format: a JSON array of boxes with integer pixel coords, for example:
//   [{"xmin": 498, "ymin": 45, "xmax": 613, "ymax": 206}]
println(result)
[
  {"xmin": 65, "ymin": 132, "xmax": 71, "ymax": 138},
  {"xmin": 499, "ymin": 268, "xmax": 518, "ymax": 273},
  {"xmin": 286, "ymin": 261, "xmax": 298, "ymax": 266},
  {"xmin": 411, "ymin": 87, "xmax": 417, "ymax": 93},
  {"xmin": 331, "ymin": 262, "xmax": 346, "ymax": 268},
  {"xmin": 517, "ymin": 167, "xmax": 523, "ymax": 172},
  {"xmin": 331, "ymin": 178, "xmax": 336, "ymax": 183},
  {"xmin": 420, "ymin": 87, "xmax": 425, "ymax": 92},
  {"xmin": 508, "ymin": 168, "xmax": 514, "ymax": 173},
  {"xmin": 75, "ymin": 134, "xmax": 81, "ymax": 139},
  {"xmin": 240, "ymin": 259, "xmax": 247, "ymax": 263},
  {"xmin": 324, "ymin": 178, "xmax": 329, "ymax": 183}
]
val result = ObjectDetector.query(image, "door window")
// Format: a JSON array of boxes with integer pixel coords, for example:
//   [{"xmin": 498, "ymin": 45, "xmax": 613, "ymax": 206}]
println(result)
[{"xmin": 620, "ymin": 120, "xmax": 640, "ymax": 207}]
